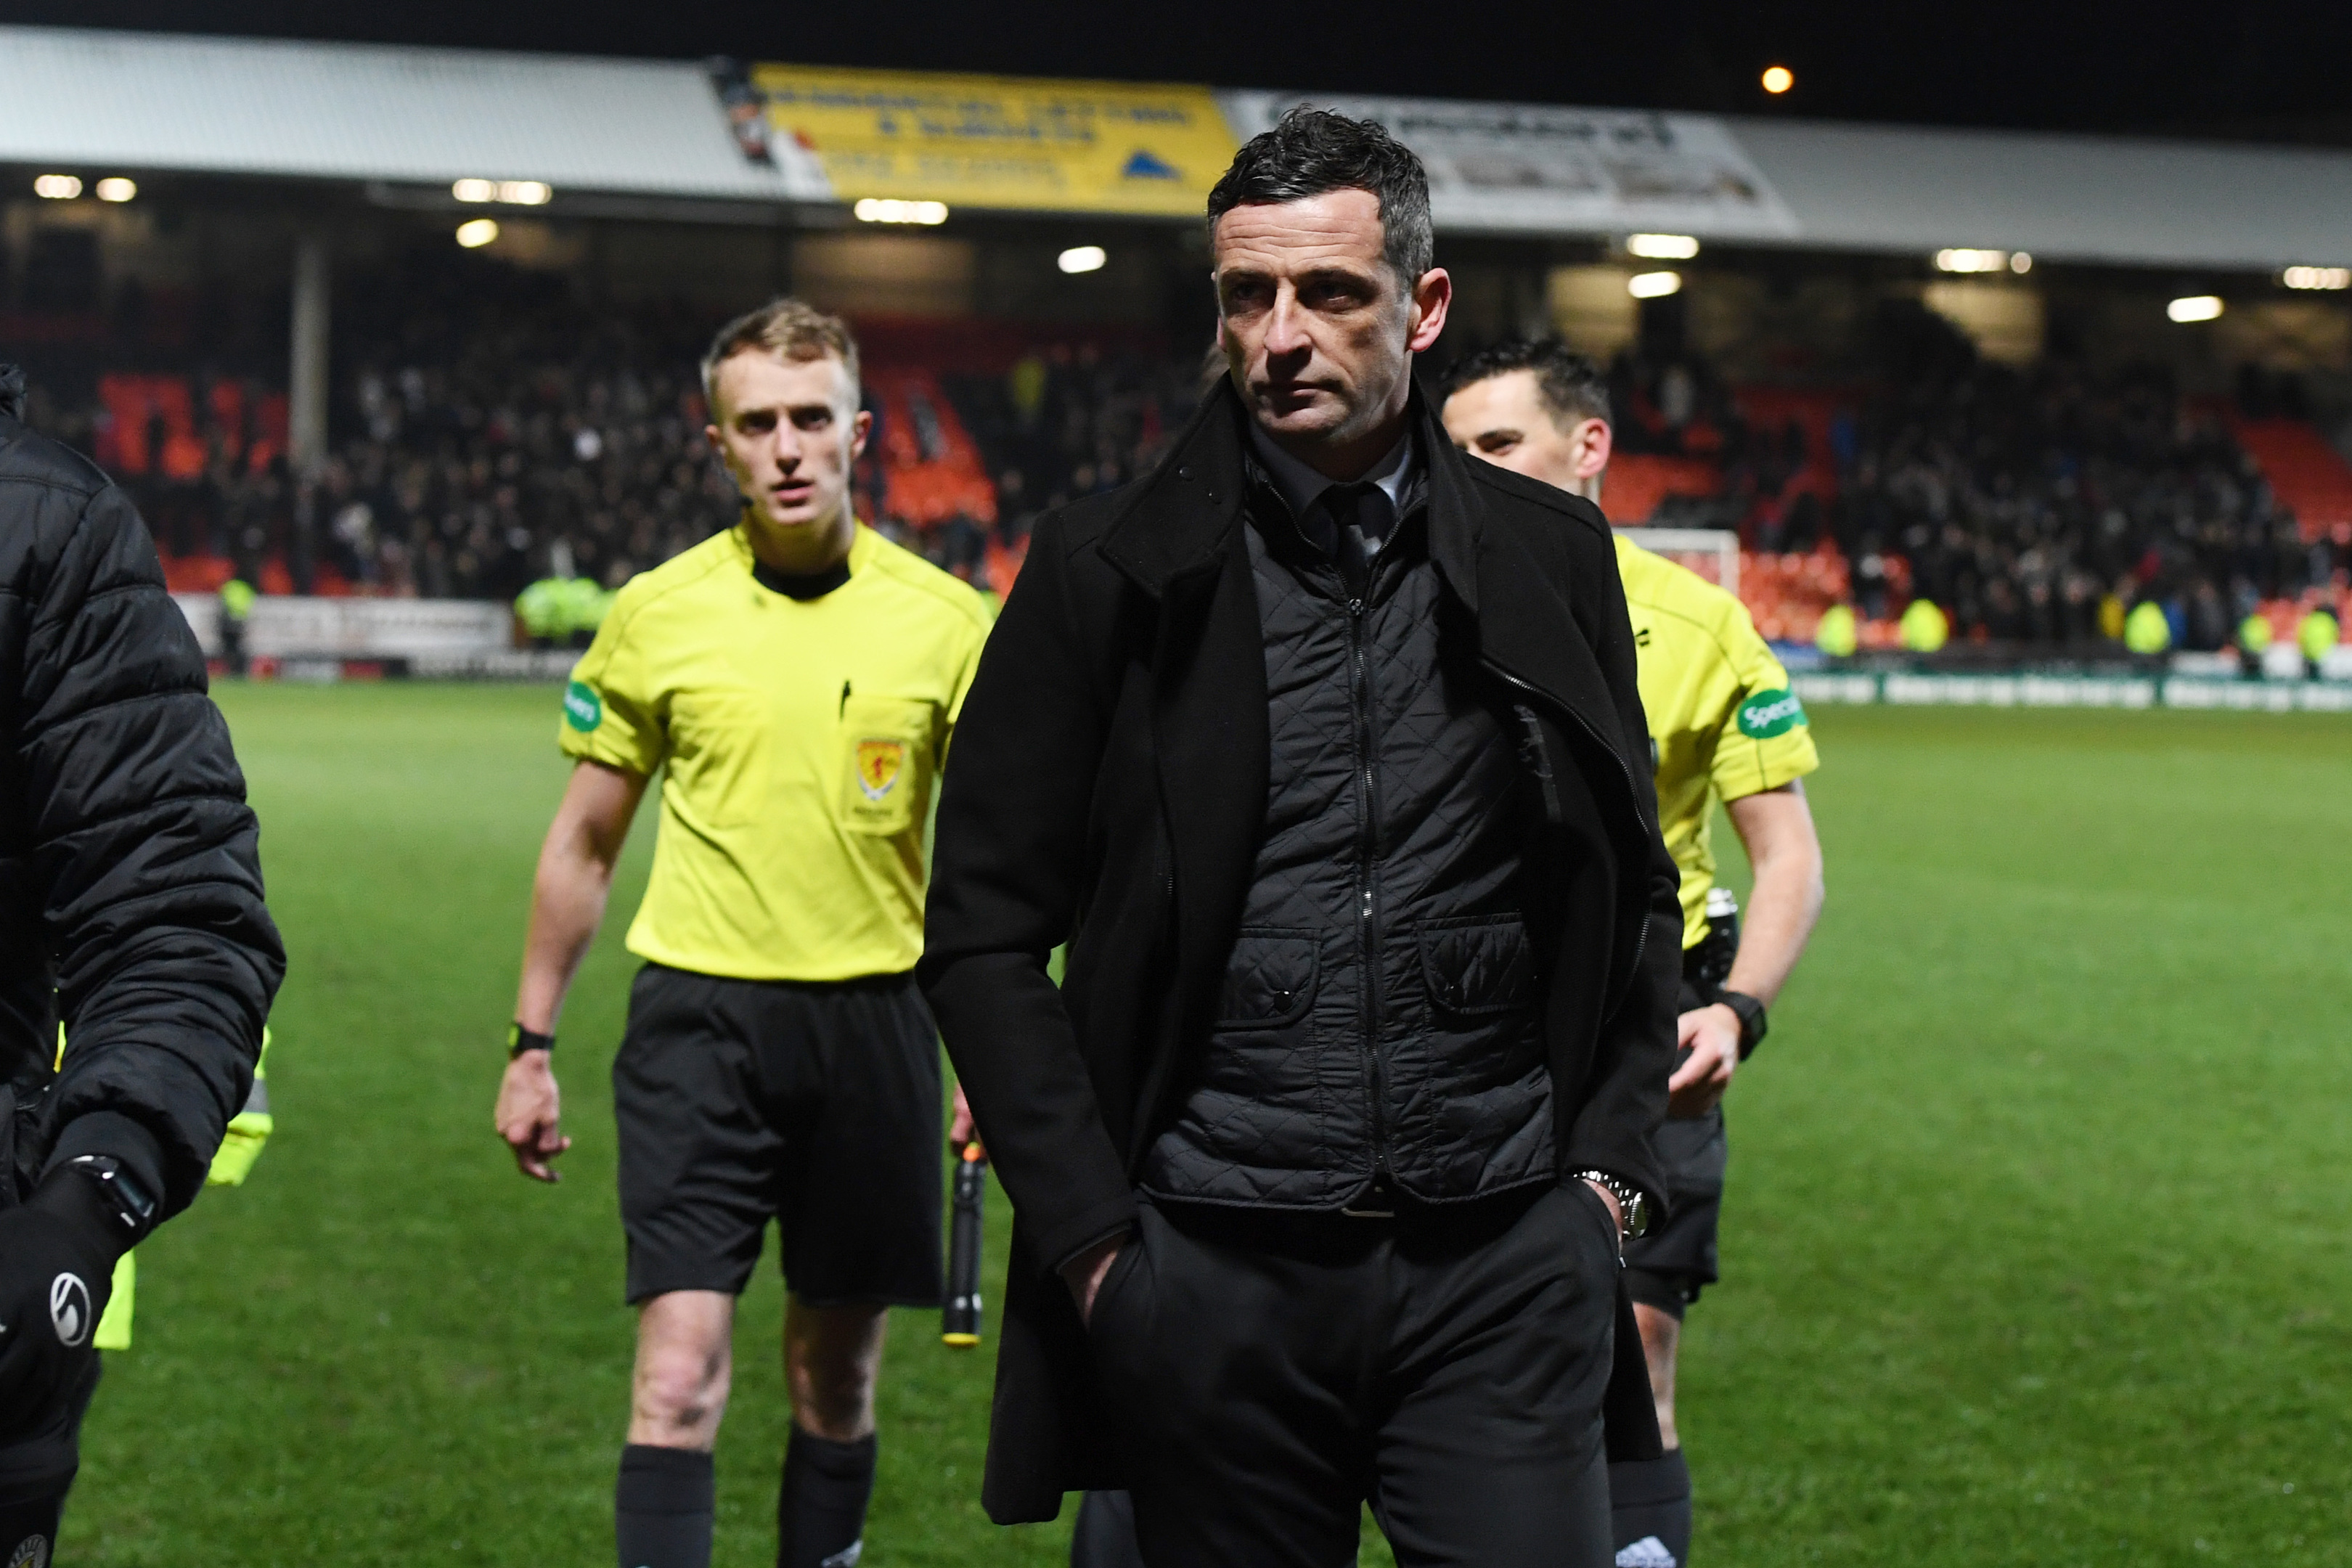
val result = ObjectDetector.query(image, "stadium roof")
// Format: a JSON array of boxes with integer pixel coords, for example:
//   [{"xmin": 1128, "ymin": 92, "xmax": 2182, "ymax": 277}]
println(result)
[
  {"xmin": 1731, "ymin": 117, "xmax": 2352, "ymax": 273},
  {"xmin": 5, "ymin": 23, "xmax": 2352, "ymax": 271},
  {"xmin": 0, "ymin": 25, "xmax": 825, "ymax": 203}
]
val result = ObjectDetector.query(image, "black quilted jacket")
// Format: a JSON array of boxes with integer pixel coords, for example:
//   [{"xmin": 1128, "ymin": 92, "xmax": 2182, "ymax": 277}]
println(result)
[
  {"xmin": 1137, "ymin": 471, "xmax": 1556, "ymax": 1209},
  {"xmin": 920, "ymin": 379, "xmax": 1681, "ymax": 1522},
  {"xmin": 0, "ymin": 366, "xmax": 283, "ymax": 1217}
]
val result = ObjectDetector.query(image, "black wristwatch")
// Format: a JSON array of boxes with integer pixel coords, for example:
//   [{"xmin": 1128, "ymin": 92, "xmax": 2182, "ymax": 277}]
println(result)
[
  {"xmin": 1717, "ymin": 989, "xmax": 1768, "ymax": 1060},
  {"xmin": 508, "ymin": 1023, "xmax": 555, "ymax": 1059},
  {"xmin": 62, "ymin": 1153, "xmax": 158, "ymax": 1238}
]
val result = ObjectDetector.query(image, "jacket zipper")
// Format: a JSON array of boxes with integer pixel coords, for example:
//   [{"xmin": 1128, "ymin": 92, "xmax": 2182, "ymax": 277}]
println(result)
[
  {"xmin": 1487, "ymin": 662, "xmax": 1651, "ymax": 1007},
  {"xmin": 1348, "ymin": 593, "xmax": 1390, "ymax": 1186}
]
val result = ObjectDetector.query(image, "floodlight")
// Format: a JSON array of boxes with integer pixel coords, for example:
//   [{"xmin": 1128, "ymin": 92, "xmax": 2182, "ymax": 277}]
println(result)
[
  {"xmin": 2283, "ymin": 266, "xmax": 2351, "ymax": 291},
  {"xmin": 456, "ymin": 219, "xmax": 500, "ymax": 249},
  {"xmin": 1628, "ymin": 271, "xmax": 1683, "ymax": 299},
  {"xmin": 94, "ymin": 178, "xmax": 136, "ymax": 203},
  {"xmin": 499, "ymin": 181, "xmax": 552, "ymax": 206},
  {"xmin": 1761, "ymin": 66, "xmax": 1794, "ymax": 94},
  {"xmin": 1626, "ymin": 234, "xmax": 1700, "ymax": 260},
  {"xmin": 2166, "ymin": 295, "xmax": 2224, "ymax": 322},
  {"xmin": 1935, "ymin": 248, "xmax": 2009, "ymax": 274},
  {"xmin": 853, "ymin": 198, "xmax": 950, "ymax": 225},
  {"xmin": 33, "ymin": 174, "xmax": 81, "ymax": 200},
  {"xmin": 1058, "ymin": 245, "xmax": 1107, "ymax": 274},
  {"xmin": 452, "ymin": 179, "xmax": 497, "ymax": 203},
  {"xmin": 2009, "ymin": 252, "xmax": 2033, "ymax": 274}
]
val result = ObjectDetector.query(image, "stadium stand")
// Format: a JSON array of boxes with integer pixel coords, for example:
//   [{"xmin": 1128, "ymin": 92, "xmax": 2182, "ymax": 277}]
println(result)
[{"xmin": 13, "ymin": 249, "xmax": 2349, "ymax": 657}]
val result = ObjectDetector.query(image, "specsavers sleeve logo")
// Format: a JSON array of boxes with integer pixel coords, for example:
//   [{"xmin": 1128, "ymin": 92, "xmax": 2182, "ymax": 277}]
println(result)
[
  {"xmin": 854, "ymin": 738, "xmax": 906, "ymax": 801},
  {"xmin": 563, "ymin": 680, "xmax": 603, "ymax": 732},
  {"xmin": 1736, "ymin": 687, "xmax": 1807, "ymax": 738}
]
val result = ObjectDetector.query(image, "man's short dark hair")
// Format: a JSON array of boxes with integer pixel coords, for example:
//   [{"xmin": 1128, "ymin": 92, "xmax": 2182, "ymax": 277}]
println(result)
[
  {"xmin": 1439, "ymin": 338, "xmax": 1612, "ymax": 428},
  {"xmin": 1206, "ymin": 107, "xmax": 1434, "ymax": 287}
]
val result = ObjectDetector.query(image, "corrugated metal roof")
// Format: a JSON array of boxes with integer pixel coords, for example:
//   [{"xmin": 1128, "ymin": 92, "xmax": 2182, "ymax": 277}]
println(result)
[
  {"xmin": 1730, "ymin": 118, "xmax": 2352, "ymax": 271},
  {"xmin": 0, "ymin": 25, "xmax": 828, "ymax": 202},
  {"xmin": 4, "ymin": 24, "xmax": 2351, "ymax": 271}
]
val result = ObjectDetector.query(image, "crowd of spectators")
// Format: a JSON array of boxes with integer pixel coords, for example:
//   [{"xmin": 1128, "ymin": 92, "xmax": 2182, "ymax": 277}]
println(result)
[
  {"xmin": 17, "ymin": 254, "xmax": 2347, "ymax": 658},
  {"xmin": 1832, "ymin": 303, "xmax": 2333, "ymax": 650}
]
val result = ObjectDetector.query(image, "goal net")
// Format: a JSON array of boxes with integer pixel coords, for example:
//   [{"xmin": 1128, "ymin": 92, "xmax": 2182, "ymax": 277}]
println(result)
[{"xmin": 1617, "ymin": 527, "xmax": 1739, "ymax": 599}]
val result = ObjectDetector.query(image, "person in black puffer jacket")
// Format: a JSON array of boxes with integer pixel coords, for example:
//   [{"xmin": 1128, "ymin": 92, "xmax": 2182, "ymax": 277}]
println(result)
[{"xmin": 0, "ymin": 364, "xmax": 285, "ymax": 1563}]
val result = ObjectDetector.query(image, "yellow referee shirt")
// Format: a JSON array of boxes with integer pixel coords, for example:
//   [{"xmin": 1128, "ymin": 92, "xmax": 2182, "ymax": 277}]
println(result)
[
  {"xmin": 560, "ymin": 523, "xmax": 992, "ymax": 981},
  {"xmin": 1615, "ymin": 532, "xmax": 1819, "ymax": 950}
]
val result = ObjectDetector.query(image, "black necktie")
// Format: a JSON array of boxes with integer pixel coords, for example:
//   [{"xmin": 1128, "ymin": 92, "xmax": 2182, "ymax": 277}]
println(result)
[{"xmin": 1318, "ymin": 481, "xmax": 1394, "ymax": 597}]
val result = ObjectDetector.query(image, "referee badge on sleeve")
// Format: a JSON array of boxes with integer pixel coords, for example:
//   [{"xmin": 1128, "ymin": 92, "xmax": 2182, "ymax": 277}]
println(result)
[
  {"xmin": 1736, "ymin": 687, "xmax": 1806, "ymax": 739},
  {"xmin": 563, "ymin": 679, "xmax": 603, "ymax": 732}
]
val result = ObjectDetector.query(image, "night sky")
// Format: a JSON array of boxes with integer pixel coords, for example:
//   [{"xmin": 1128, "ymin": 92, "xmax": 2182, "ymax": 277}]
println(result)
[{"xmin": 4, "ymin": 0, "xmax": 2348, "ymax": 144}]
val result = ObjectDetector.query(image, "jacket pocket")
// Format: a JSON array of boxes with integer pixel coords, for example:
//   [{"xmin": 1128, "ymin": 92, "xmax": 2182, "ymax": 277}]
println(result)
[
  {"xmin": 1214, "ymin": 929, "xmax": 1318, "ymax": 1029},
  {"xmin": 838, "ymin": 694, "xmax": 936, "ymax": 838},
  {"xmin": 1419, "ymin": 913, "xmax": 1537, "ymax": 1018}
]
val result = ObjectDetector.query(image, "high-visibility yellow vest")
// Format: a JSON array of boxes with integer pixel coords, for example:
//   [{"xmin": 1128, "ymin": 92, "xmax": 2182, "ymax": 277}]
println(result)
[
  {"xmin": 2298, "ymin": 609, "xmax": 2339, "ymax": 663},
  {"xmin": 1900, "ymin": 598, "xmax": 1948, "ymax": 653},
  {"xmin": 2123, "ymin": 600, "xmax": 2172, "ymax": 655}
]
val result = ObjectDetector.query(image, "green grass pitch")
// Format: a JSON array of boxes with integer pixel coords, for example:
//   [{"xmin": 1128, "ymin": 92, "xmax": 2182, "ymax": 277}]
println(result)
[{"xmin": 59, "ymin": 685, "xmax": 2352, "ymax": 1566}]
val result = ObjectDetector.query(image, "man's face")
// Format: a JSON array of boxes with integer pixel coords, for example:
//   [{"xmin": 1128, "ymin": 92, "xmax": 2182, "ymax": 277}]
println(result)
[
  {"xmin": 704, "ymin": 349, "xmax": 870, "ymax": 534},
  {"xmin": 1212, "ymin": 188, "xmax": 1449, "ymax": 460},
  {"xmin": 1440, "ymin": 369, "xmax": 1611, "ymax": 499}
]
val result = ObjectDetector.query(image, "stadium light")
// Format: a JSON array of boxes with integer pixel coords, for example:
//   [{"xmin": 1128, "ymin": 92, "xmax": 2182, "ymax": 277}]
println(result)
[
  {"xmin": 499, "ymin": 180, "xmax": 552, "ymax": 206},
  {"xmin": 853, "ymin": 198, "xmax": 950, "ymax": 226},
  {"xmin": 1058, "ymin": 245, "xmax": 1107, "ymax": 274},
  {"xmin": 1626, "ymin": 233, "xmax": 1700, "ymax": 261},
  {"xmin": 2166, "ymin": 295, "xmax": 2224, "ymax": 322},
  {"xmin": 94, "ymin": 177, "xmax": 136, "ymax": 203},
  {"xmin": 455, "ymin": 218, "xmax": 500, "ymax": 249},
  {"xmin": 33, "ymin": 174, "xmax": 81, "ymax": 200},
  {"xmin": 1628, "ymin": 271, "xmax": 1683, "ymax": 299},
  {"xmin": 2283, "ymin": 266, "xmax": 2351, "ymax": 291},
  {"xmin": 1761, "ymin": 65, "xmax": 1794, "ymax": 94},
  {"xmin": 452, "ymin": 178, "xmax": 497, "ymax": 203},
  {"xmin": 1935, "ymin": 248, "xmax": 2011, "ymax": 274},
  {"xmin": 2010, "ymin": 251, "xmax": 2033, "ymax": 274}
]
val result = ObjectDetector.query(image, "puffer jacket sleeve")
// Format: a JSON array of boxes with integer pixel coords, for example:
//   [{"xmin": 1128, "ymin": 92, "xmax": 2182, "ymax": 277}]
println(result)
[{"xmin": 23, "ymin": 477, "xmax": 284, "ymax": 1216}]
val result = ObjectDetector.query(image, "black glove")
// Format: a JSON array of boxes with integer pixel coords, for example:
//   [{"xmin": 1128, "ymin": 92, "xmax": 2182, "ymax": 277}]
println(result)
[{"xmin": 0, "ymin": 1167, "xmax": 126, "ymax": 1446}]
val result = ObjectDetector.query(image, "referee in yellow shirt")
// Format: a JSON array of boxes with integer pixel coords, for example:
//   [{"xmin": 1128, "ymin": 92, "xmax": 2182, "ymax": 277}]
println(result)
[
  {"xmin": 492, "ymin": 299, "xmax": 992, "ymax": 1568},
  {"xmin": 1444, "ymin": 341, "xmax": 1826, "ymax": 1568}
]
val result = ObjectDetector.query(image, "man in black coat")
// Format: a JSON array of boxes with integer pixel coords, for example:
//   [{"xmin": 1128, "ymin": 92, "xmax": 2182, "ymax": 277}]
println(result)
[
  {"xmin": 0, "ymin": 364, "xmax": 285, "ymax": 1561},
  {"xmin": 919, "ymin": 110, "xmax": 1681, "ymax": 1567}
]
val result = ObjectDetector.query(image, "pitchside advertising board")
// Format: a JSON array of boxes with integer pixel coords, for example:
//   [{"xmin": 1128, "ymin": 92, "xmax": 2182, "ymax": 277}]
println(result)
[{"xmin": 714, "ymin": 62, "xmax": 1797, "ymax": 236}]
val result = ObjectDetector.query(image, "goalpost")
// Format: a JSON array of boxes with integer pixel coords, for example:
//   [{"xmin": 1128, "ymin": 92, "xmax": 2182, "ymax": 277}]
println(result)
[{"xmin": 1618, "ymin": 527, "xmax": 1740, "ymax": 599}]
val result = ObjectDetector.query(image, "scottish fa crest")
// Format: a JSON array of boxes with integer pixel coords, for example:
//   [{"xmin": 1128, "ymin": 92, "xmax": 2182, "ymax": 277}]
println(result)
[{"xmin": 854, "ymin": 739, "xmax": 905, "ymax": 802}]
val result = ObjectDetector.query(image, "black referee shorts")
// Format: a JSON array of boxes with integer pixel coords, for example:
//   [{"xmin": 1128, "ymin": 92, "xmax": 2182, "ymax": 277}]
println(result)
[
  {"xmin": 612, "ymin": 962, "xmax": 943, "ymax": 1308},
  {"xmin": 1622, "ymin": 976, "xmax": 1729, "ymax": 1320}
]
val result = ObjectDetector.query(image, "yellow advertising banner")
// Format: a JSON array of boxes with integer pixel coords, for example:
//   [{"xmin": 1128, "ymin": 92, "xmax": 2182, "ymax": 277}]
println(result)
[{"xmin": 750, "ymin": 64, "xmax": 1235, "ymax": 216}]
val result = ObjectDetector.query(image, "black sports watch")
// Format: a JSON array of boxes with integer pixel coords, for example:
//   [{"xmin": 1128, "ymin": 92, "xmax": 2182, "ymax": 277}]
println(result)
[
  {"xmin": 1717, "ymin": 989, "xmax": 1768, "ymax": 1060},
  {"xmin": 62, "ymin": 1153, "xmax": 159, "ymax": 1238}
]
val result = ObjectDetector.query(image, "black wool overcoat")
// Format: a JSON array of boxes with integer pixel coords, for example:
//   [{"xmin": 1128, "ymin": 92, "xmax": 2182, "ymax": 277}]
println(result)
[{"xmin": 919, "ymin": 378, "xmax": 1681, "ymax": 1524}]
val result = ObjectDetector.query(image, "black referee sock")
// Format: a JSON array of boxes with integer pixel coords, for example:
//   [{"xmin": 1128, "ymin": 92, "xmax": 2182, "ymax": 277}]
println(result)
[
  {"xmin": 616, "ymin": 1444, "xmax": 715, "ymax": 1568},
  {"xmin": 1609, "ymin": 1449, "xmax": 1693, "ymax": 1567},
  {"xmin": 778, "ymin": 1426, "xmax": 876, "ymax": 1568}
]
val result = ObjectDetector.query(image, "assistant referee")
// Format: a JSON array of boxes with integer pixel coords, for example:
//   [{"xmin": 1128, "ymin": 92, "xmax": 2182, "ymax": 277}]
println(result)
[
  {"xmin": 493, "ymin": 300, "xmax": 991, "ymax": 1568},
  {"xmin": 1444, "ymin": 340, "xmax": 1825, "ymax": 1568}
]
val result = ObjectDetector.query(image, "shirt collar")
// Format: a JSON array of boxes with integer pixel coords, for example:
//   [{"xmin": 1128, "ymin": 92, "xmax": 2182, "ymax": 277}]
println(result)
[{"xmin": 1244, "ymin": 419, "xmax": 1418, "ymax": 525}]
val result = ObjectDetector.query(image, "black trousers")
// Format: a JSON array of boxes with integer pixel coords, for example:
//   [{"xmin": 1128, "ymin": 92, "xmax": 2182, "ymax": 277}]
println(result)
[{"xmin": 1087, "ymin": 1182, "xmax": 1622, "ymax": 1567}]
